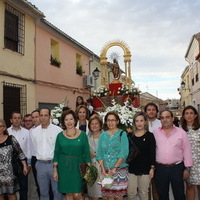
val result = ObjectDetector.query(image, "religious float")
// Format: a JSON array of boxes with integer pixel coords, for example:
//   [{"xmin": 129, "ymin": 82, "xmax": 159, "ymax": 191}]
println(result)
[{"xmin": 92, "ymin": 40, "xmax": 141, "ymax": 111}]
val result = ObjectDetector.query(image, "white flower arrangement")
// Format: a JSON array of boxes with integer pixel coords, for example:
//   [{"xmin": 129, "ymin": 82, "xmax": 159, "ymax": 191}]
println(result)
[
  {"xmin": 98, "ymin": 99, "xmax": 140, "ymax": 128},
  {"xmin": 92, "ymin": 85, "xmax": 109, "ymax": 97},
  {"xmin": 97, "ymin": 175, "xmax": 114, "ymax": 189},
  {"xmin": 118, "ymin": 84, "xmax": 141, "ymax": 96},
  {"xmin": 51, "ymin": 98, "xmax": 68, "ymax": 125}
]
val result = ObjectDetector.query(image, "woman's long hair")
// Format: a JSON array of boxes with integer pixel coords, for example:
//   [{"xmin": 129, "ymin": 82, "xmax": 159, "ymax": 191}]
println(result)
[
  {"xmin": 132, "ymin": 112, "xmax": 149, "ymax": 133},
  {"xmin": 75, "ymin": 105, "xmax": 89, "ymax": 120},
  {"xmin": 76, "ymin": 96, "xmax": 85, "ymax": 107},
  {"xmin": 180, "ymin": 105, "xmax": 200, "ymax": 132},
  {"xmin": 0, "ymin": 119, "xmax": 9, "ymax": 135}
]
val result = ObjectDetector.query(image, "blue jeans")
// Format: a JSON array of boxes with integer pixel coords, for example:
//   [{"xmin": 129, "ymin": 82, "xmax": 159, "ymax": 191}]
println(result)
[{"xmin": 35, "ymin": 161, "xmax": 63, "ymax": 200}]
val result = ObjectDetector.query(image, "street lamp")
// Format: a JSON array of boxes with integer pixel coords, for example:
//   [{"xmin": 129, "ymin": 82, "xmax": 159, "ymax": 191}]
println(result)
[
  {"xmin": 92, "ymin": 67, "xmax": 100, "ymax": 89},
  {"xmin": 181, "ymin": 81, "xmax": 189, "ymax": 90},
  {"xmin": 92, "ymin": 67, "xmax": 100, "ymax": 80}
]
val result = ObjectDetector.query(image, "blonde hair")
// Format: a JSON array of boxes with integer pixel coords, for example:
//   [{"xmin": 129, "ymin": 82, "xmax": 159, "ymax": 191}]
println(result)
[{"xmin": 132, "ymin": 112, "xmax": 149, "ymax": 132}]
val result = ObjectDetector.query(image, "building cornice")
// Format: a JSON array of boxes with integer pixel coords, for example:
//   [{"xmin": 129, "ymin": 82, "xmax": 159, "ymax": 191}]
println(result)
[
  {"xmin": 181, "ymin": 65, "xmax": 189, "ymax": 79},
  {"xmin": 185, "ymin": 32, "xmax": 200, "ymax": 59},
  {"xmin": 5, "ymin": 0, "xmax": 45, "ymax": 19}
]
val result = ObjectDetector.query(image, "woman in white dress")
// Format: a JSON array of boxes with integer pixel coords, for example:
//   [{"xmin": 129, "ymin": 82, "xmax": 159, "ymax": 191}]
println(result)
[
  {"xmin": 87, "ymin": 115, "xmax": 103, "ymax": 200},
  {"xmin": 181, "ymin": 105, "xmax": 200, "ymax": 200}
]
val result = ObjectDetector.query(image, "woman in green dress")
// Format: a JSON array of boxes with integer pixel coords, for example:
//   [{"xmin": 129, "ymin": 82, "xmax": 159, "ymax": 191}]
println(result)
[{"xmin": 53, "ymin": 110, "xmax": 91, "ymax": 200}]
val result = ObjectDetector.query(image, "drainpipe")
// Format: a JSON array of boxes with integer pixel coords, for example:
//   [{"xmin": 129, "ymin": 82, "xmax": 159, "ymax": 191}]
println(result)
[
  {"xmin": 89, "ymin": 54, "xmax": 95, "ymax": 95},
  {"xmin": 185, "ymin": 57, "xmax": 191, "ymax": 105}
]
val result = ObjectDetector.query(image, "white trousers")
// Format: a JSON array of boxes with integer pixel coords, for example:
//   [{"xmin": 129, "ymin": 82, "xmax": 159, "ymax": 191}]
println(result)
[{"xmin": 127, "ymin": 173, "xmax": 150, "ymax": 200}]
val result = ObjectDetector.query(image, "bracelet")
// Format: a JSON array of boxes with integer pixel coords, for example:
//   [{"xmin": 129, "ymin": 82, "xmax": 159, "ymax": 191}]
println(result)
[
  {"xmin": 53, "ymin": 165, "xmax": 58, "ymax": 168},
  {"xmin": 151, "ymin": 165, "xmax": 155, "ymax": 170},
  {"xmin": 185, "ymin": 167, "xmax": 191, "ymax": 171}
]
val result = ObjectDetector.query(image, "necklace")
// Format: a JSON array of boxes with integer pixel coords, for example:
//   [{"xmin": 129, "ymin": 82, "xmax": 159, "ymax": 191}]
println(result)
[{"xmin": 65, "ymin": 129, "xmax": 76, "ymax": 138}]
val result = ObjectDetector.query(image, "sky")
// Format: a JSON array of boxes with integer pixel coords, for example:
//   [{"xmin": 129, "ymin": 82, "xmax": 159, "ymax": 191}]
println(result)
[{"xmin": 30, "ymin": 0, "xmax": 200, "ymax": 100}]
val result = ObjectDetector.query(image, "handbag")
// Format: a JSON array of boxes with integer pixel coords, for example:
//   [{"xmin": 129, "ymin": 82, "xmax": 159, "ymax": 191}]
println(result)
[
  {"xmin": 126, "ymin": 133, "xmax": 140, "ymax": 164},
  {"xmin": 79, "ymin": 163, "xmax": 98, "ymax": 186},
  {"xmin": 10, "ymin": 136, "xmax": 23, "ymax": 175}
]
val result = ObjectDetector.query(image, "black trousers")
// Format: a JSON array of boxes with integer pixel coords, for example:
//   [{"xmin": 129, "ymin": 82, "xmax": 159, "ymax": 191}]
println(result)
[
  {"xmin": 155, "ymin": 162, "xmax": 185, "ymax": 200},
  {"xmin": 31, "ymin": 156, "xmax": 40, "ymax": 196},
  {"xmin": 17, "ymin": 173, "xmax": 28, "ymax": 200}
]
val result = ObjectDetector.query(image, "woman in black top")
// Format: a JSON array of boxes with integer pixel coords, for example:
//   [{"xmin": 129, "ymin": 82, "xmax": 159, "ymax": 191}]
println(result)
[{"xmin": 127, "ymin": 112, "xmax": 156, "ymax": 200}]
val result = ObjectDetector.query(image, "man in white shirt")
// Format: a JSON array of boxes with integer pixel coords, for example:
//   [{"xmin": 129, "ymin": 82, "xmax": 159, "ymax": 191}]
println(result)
[
  {"xmin": 23, "ymin": 114, "xmax": 33, "ymax": 130},
  {"xmin": 144, "ymin": 103, "xmax": 161, "ymax": 200},
  {"xmin": 28, "ymin": 109, "xmax": 41, "ymax": 199},
  {"xmin": 31, "ymin": 108, "xmax": 63, "ymax": 200},
  {"xmin": 8, "ymin": 112, "xmax": 31, "ymax": 200},
  {"xmin": 144, "ymin": 103, "xmax": 161, "ymax": 133}
]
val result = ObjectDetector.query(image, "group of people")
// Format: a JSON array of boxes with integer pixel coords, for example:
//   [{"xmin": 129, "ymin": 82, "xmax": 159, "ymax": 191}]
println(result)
[{"xmin": 0, "ymin": 96, "xmax": 199, "ymax": 200}]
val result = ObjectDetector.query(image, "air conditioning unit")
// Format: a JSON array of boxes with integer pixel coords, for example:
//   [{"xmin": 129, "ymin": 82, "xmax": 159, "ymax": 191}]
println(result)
[{"xmin": 84, "ymin": 75, "xmax": 95, "ymax": 87}]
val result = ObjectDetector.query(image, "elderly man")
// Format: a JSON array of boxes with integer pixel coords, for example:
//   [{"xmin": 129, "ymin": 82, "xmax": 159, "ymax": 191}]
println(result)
[
  {"xmin": 31, "ymin": 108, "xmax": 63, "ymax": 200},
  {"xmin": 154, "ymin": 110, "xmax": 193, "ymax": 200}
]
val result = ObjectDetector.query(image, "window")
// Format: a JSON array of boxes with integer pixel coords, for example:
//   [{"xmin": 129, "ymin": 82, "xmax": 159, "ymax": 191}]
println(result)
[
  {"xmin": 38, "ymin": 102, "xmax": 58, "ymax": 110},
  {"xmin": 4, "ymin": 4, "xmax": 25, "ymax": 54},
  {"xmin": 198, "ymin": 104, "xmax": 200, "ymax": 114},
  {"xmin": 192, "ymin": 78, "xmax": 194, "ymax": 86},
  {"xmin": 50, "ymin": 39, "xmax": 61, "ymax": 67},
  {"xmin": 76, "ymin": 53, "xmax": 83, "ymax": 75},
  {"xmin": 3, "ymin": 81, "xmax": 27, "ymax": 127},
  {"xmin": 196, "ymin": 73, "xmax": 199, "ymax": 82}
]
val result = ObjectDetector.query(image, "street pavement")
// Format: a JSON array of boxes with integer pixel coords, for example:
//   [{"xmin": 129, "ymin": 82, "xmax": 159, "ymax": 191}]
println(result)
[{"xmin": 25, "ymin": 180, "xmax": 198, "ymax": 200}]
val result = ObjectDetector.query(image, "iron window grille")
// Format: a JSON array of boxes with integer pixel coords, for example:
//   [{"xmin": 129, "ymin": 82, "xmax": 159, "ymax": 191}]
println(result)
[
  {"xmin": 4, "ymin": 4, "xmax": 25, "ymax": 54},
  {"xmin": 2, "ymin": 81, "xmax": 27, "ymax": 117}
]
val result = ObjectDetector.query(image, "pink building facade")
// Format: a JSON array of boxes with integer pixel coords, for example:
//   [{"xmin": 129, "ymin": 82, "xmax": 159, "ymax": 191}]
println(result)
[{"xmin": 35, "ymin": 20, "xmax": 95, "ymax": 110}]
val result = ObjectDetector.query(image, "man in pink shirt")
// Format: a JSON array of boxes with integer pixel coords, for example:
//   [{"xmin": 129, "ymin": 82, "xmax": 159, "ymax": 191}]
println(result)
[{"xmin": 153, "ymin": 110, "xmax": 193, "ymax": 200}]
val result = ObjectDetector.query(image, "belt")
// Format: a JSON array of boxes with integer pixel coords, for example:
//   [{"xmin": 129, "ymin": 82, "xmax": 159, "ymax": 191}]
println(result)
[
  {"xmin": 37, "ymin": 160, "xmax": 52, "ymax": 164},
  {"xmin": 158, "ymin": 161, "xmax": 182, "ymax": 167}
]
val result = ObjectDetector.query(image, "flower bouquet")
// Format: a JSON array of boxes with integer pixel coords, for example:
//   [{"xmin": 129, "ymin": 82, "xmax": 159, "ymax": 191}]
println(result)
[
  {"xmin": 117, "ymin": 84, "xmax": 141, "ymax": 96},
  {"xmin": 51, "ymin": 97, "xmax": 68, "ymax": 125},
  {"xmin": 98, "ymin": 174, "xmax": 114, "ymax": 189},
  {"xmin": 98, "ymin": 99, "xmax": 140, "ymax": 129},
  {"xmin": 92, "ymin": 85, "xmax": 109, "ymax": 97}
]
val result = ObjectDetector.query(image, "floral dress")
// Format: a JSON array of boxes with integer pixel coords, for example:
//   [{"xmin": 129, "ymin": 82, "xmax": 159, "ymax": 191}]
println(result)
[
  {"xmin": 0, "ymin": 135, "xmax": 25, "ymax": 195},
  {"xmin": 187, "ymin": 127, "xmax": 200, "ymax": 185},
  {"xmin": 87, "ymin": 133, "xmax": 102, "ymax": 198}
]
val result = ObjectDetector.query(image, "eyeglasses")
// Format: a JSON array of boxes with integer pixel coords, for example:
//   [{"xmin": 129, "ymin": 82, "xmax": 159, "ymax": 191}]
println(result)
[{"xmin": 106, "ymin": 119, "xmax": 117, "ymax": 122}]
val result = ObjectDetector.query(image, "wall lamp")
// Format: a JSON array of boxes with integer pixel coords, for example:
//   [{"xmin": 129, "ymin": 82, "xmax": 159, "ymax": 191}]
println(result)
[
  {"xmin": 181, "ymin": 81, "xmax": 189, "ymax": 91},
  {"xmin": 92, "ymin": 67, "xmax": 100, "ymax": 80}
]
